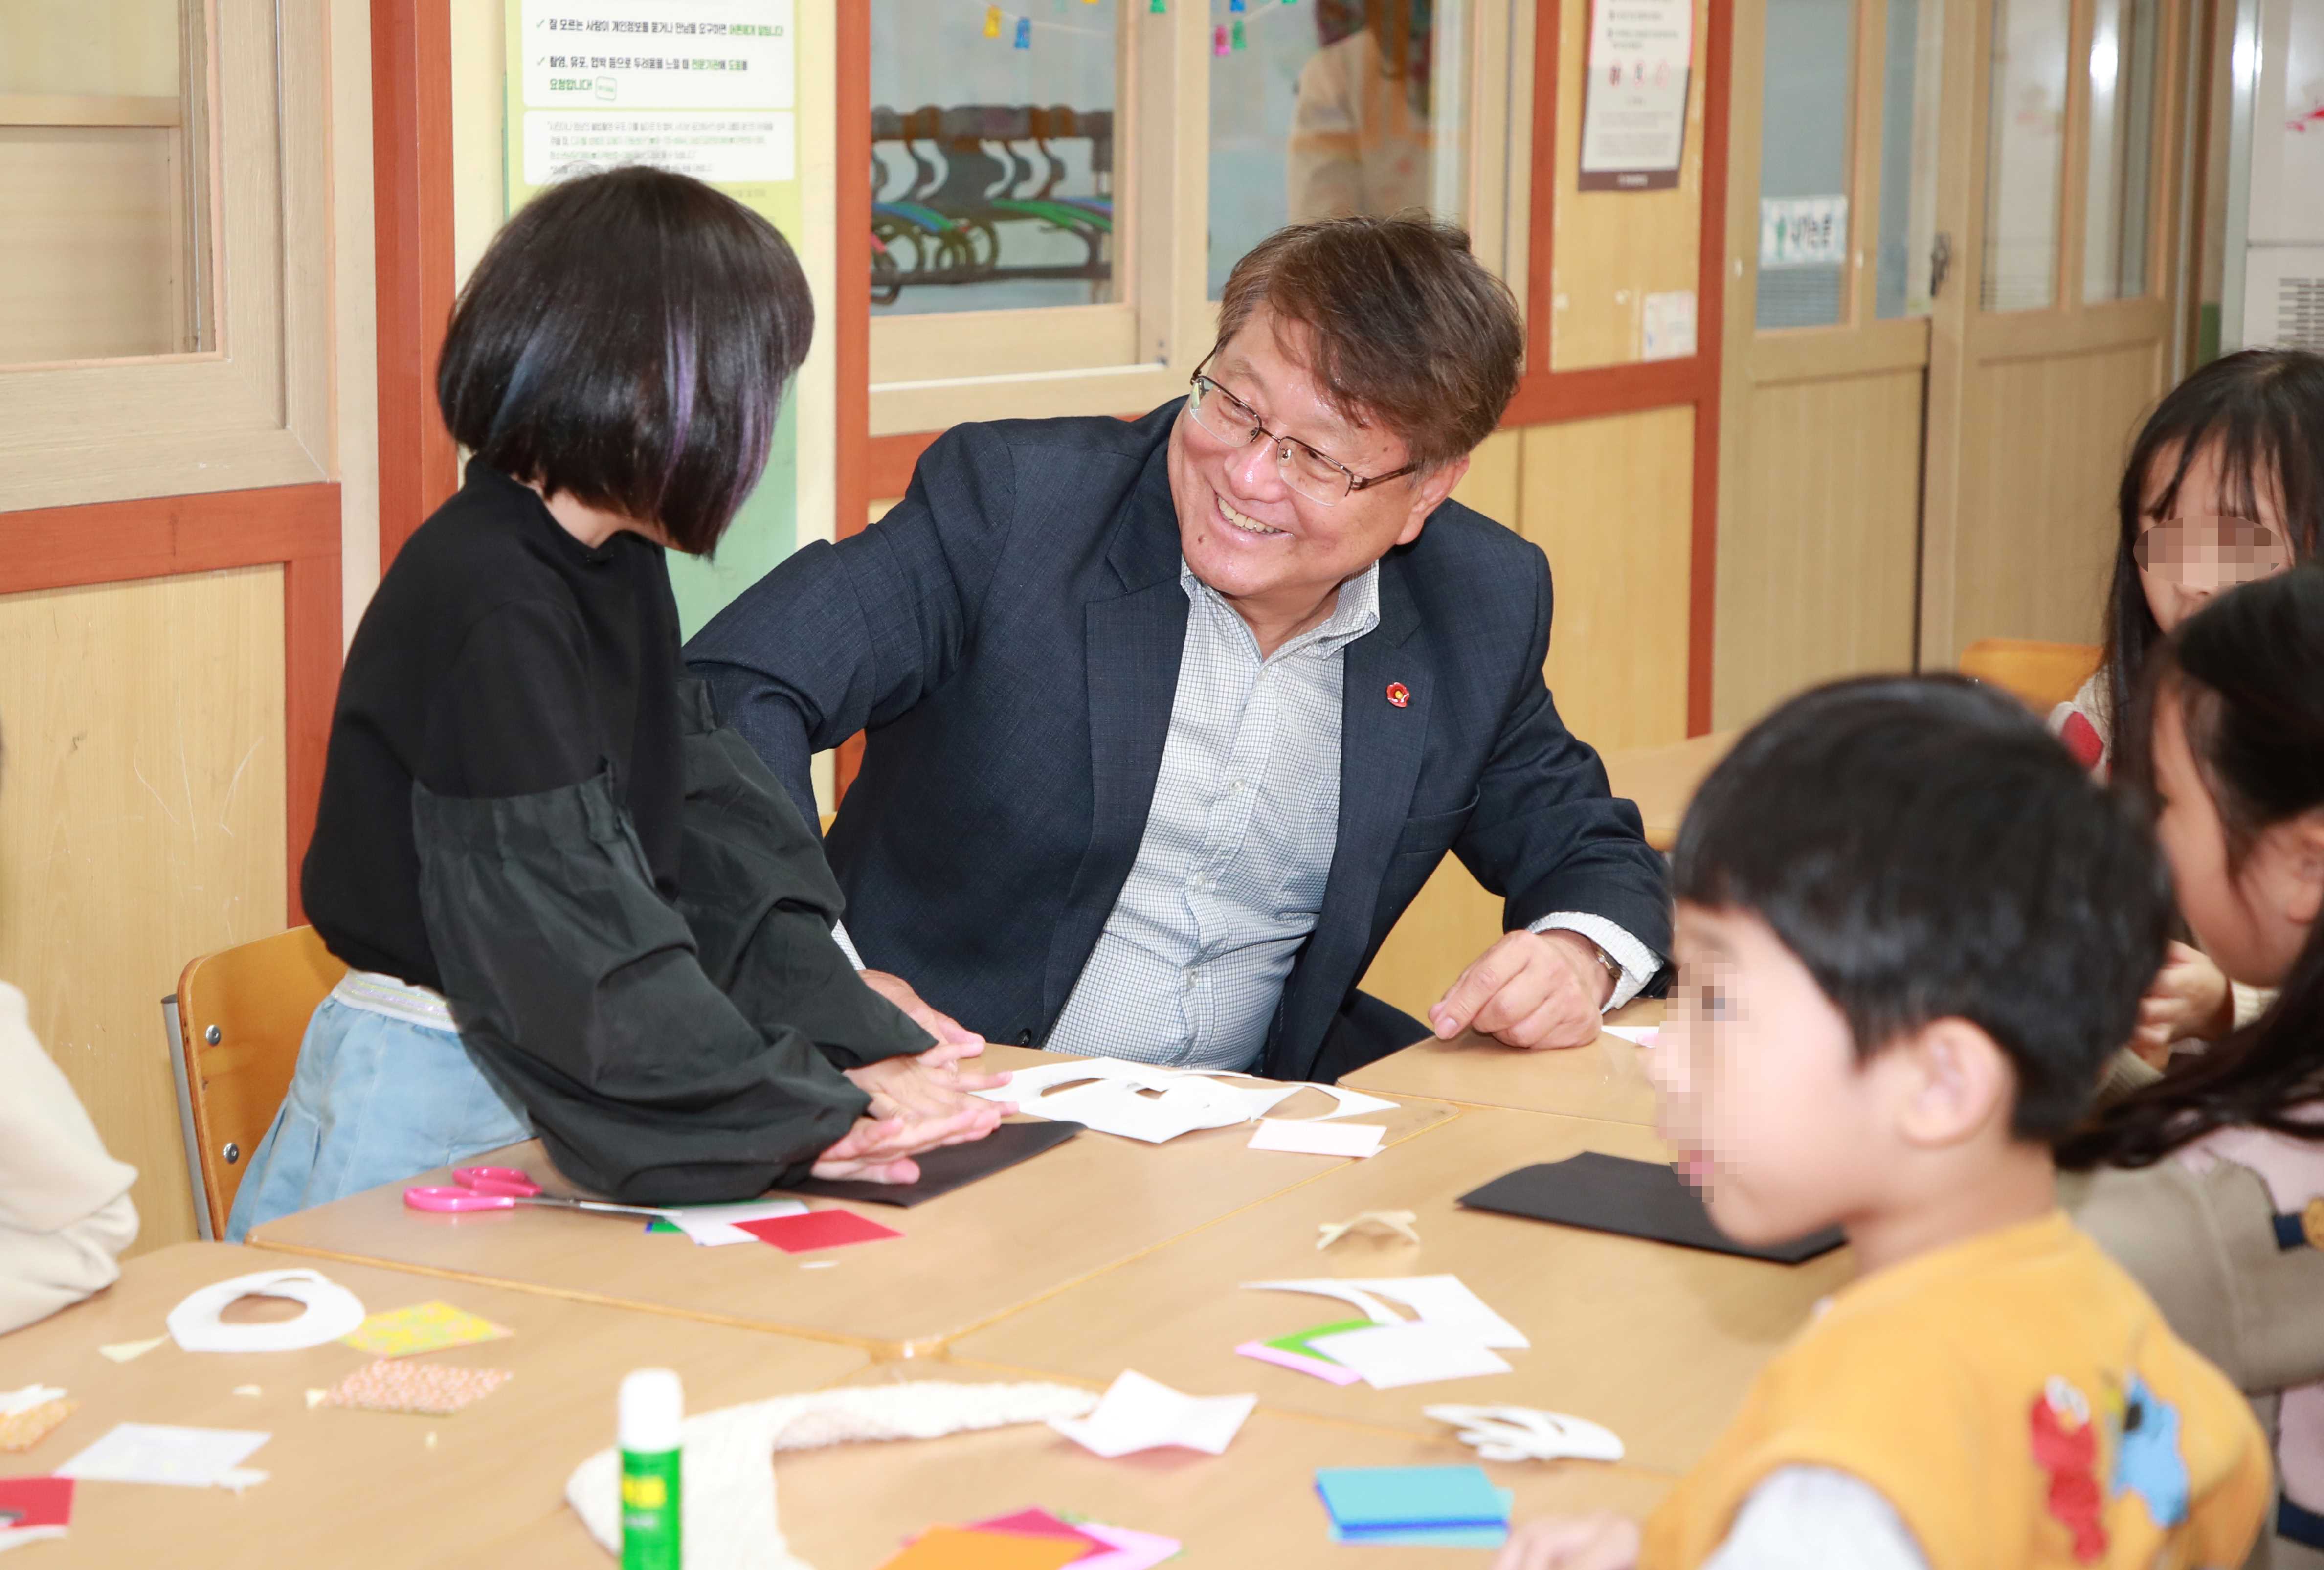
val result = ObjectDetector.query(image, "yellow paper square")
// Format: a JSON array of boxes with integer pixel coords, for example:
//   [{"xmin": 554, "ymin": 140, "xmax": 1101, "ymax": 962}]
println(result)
[{"xmin": 341, "ymin": 1301, "xmax": 512, "ymax": 1358}]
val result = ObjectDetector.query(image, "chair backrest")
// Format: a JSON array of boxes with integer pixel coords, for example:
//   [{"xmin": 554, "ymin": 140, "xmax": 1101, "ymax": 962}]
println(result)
[
  {"xmin": 169, "ymin": 926, "xmax": 345, "ymax": 1238},
  {"xmin": 1958, "ymin": 638, "xmax": 2102, "ymax": 714}
]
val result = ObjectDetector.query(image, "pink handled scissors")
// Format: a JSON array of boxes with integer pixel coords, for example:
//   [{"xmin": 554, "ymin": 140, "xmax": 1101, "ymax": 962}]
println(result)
[{"xmin": 402, "ymin": 1166, "xmax": 674, "ymax": 1218}]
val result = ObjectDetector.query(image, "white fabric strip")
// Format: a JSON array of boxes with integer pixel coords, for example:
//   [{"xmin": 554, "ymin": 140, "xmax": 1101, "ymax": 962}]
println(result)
[{"xmin": 330, "ymin": 969, "xmax": 455, "ymax": 1032}]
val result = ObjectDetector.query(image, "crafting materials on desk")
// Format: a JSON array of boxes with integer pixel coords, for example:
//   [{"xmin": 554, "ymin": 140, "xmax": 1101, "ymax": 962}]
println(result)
[
  {"xmin": 877, "ymin": 1525, "xmax": 1088, "ymax": 1570},
  {"xmin": 1423, "ymin": 1405, "xmax": 1625, "ymax": 1464},
  {"xmin": 0, "ymin": 1477, "xmax": 71, "ymax": 1552},
  {"xmin": 1249, "ymin": 1118, "xmax": 1385, "ymax": 1158},
  {"xmin": 1457, "ymin": 1151, "xmax": 1846, "ymax": 1263},
  {"xmin": 958, "ymin": 1509, "xmax": 1181, "ymax": 1568},
  {"xmin": 566, "ymin": 1382, "xmax": 1099, "ymax": 1570},
  {"xmin": 1303, "ymin": 1322, "xmax": 1514, "ymax": 1389},
  {"xmin": 165, "ymin": 1267, "xmax": 368, "ymax": 1353},
  {"xmin": 975, "ymin": 1059, "xmax": 1398, "ymax": 1144},
  {"xmin": 403, "ymin": 1164, "xmax": 675, "ymax": 1219},
  {"xmin": 1046, "ymin": 1369, "xmax": 1255, "ymax": 1459},
  {"xmin": 650, "ymin": 1199, "xmax": 810, "ymax": 1246},
  {"xmin": 1235, "ymin": 1318, "xmax": 1372, "ymax": 1385},
  {"xmin": 0, "ymin": 1387, "xmax": 73, "ymax": 1454},
  {"xmin": 784, "ymin": 1120, "xmax": 1084, "ymax": 1205},
  {"xmin": 1317, "ymin": 1209, "xmax": 1422, "ymax": 1250},
  {"xmin": 342, "ymin": 1300, "xmax": 513, "ymax": 1358},
  {"xmin": 962, "ymin": 1509, "xmax": 1109, "ymax": 1557},
  {"xmin": 323, "ymin": 1359, "xmax": 514, "ymax": 1416},
  {"xmin": 1315, "ymin": 1465, "xmax": 1513, "ymax": 1548},
  {"xmin": 54, "ymin": 1423, "xmax": 269, "ymax": 1491},
  {"xmin": 1243, "ymin": 1275, "xmax": 1530, "ymax": 1349},
  {"xmin": 621, "ymin": 1368, "xmax": 684, "ymax": 1570},
  {"xmin": 737, "ymin": 1209, "xmax": 903, "ymax": 1253},
  {"xmin": 95, "ymin": 1337, "xmax": 165, "ymax": 1364}
]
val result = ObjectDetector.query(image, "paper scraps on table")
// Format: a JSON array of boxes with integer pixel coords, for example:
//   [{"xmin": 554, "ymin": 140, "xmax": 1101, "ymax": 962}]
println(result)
[
  {"xmin": 95, "ymin": 1336, "xmax": 165, "ymax": 1364},
  {"xmin": 54, "ymin": 1423, "xmax": 269, "ymax": 1490},
  {"xmin": 1602, "ymin": 1024, "xmax": 1658, "ymax": 1048},
  {"xmin": 1315, "ymin": 1464, "xmax": 1512, "ymax": 1548},
  {"xmin": 322, "ymin": 1359, "xmax": 512, "ymax": 1417},
  {"xmin": 976, "ymin": 1057, "xmax": 1296, "ymax": 1143},
  {"xmin": 0, "ymin": 1477, "xmax": 72, "ymax": 1552},
  {"xmin": 1424, "ymin": 1404, "xmax": 1625, "ymax": 1464},
  {"xmin": 1249, "ymin": 1119, "xmax": 1385, "ymax": 1158},
  {"xmin": 342, "ymin": 1301, "xmax": 512, "ymax": 1358},
  {"xmin": 1305, "ymin": 1323, "xmax": 1513, "ymax": 1389},
  {"xmin": 737, "ymin": 1209, "xmax": 902, "ymax": 1253},
  {"xmin": 1047, "ymin": 1369, "xmax": 1254, "ymax": 1458},
  {"xmin": 650, "ymin": 1198, "xmax": 810, "ymax": 1247},
  {"xmin": 785, "ymin": 1119, "xmax": 1084, "ymax": 1206},
  {"xmin": 964, "ymin": 1508, "xmax": 1109, "ymax": 1555},
  {"xmin": 0, "ymin": 1387, "xmax": 73, "ymax": 1453},
  {"xmin": 1242, "ymin": 1275, "xmax": 1530, "ymax": 1349},
  {"xmin": 1260, "ymin": 1082, "xmax": 1399, "ymax": 1123},
  {"xmin": 1235, "ymin": 1318, "xmax": 1372, "ymax": 1385},
  {"xmin": 876, "ymin": 1525, "xmax": 1090, "ymax": 1570},
  {"xmin": 167, "ymin": 1268, "xmax": 368, "ymax": 1354},
  {"xmin": 1316, "ymin": 1209, "xmax": 1421, "ymax": 1250},
  {"xmin": 955, "ymin": 1513, "xmax": 1184, "ymax": 1570}
]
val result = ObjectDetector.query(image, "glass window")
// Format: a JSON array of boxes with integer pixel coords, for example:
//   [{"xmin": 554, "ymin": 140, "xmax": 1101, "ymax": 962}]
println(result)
[
  {"xmin": 1208, "ymin": 0, "xmax": 1471, "ymax": 299},
  {"xmin": 2082, "ymin": 0, "xmax": 2156, "ymax": 301},
  {"xmin": 0, "ymin": 0, "xmax": 212, "ymax": 365},
  {"xmin": 1756, "ymin": 0, "xmax": 1856, "ymax": 330},
  {"xmin": 868, "ymin": 0, "xmax": 1121, "ymax": 316},
  {"xmin": 1979, "ymin": 0, "xmax": 2068, "ymax": 312},
  {"xmin": 1874, "ymin": 0, "xmax": 1944, "ymax": 317}
]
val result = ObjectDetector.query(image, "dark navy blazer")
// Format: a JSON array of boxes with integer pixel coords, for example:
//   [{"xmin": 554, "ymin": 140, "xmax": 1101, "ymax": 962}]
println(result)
[{"xmin": 686, "ymin": 402, "xmax": 1671, "ymax": 1083}]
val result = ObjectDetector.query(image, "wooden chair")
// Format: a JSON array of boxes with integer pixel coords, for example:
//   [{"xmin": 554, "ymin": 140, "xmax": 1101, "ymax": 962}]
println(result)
[
  {"xmin": 1958, "ymin": 638, "xmax": 2102, "ymax": 714},
  {"xmin": 164, "ymin": 926, "xmax": 345, "ymax": 1238}
]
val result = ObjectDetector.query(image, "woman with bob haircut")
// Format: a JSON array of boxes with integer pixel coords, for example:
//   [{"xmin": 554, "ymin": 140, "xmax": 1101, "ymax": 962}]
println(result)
[{"xmin": 228, "ymin": 166, "xmax": 1007, "ymax": 1238}]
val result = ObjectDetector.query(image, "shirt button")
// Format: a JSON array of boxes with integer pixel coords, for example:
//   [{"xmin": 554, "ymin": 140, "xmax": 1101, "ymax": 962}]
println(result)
[
  {"xmin": 1181, "ymin": 970, "xmax": 1197, "ymax": 993},
  {"xmin": 1185, "ymin": 872, "xmax": 1202, "ymax": 889}
]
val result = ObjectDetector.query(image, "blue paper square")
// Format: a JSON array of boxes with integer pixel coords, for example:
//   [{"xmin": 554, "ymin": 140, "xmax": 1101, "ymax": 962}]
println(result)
[
  {"xmin": 1315, "ymin": 1466, "xmax": 1510, "ymax": 1530},
  {"xmin": 1328, "ymin": 1520, "xmax": 1512, "ymax": 1548}
]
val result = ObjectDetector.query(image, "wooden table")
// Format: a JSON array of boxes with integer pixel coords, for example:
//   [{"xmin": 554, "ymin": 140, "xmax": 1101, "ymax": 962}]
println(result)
[
  {"xmin": 950, "ymin": 1107, "xmax": 1850, "ymax": 1477},
  {"xmin": 250, "ymin": 1047, "xmax": 1458, "ymax": 1356},
  {"xmin": 1601, "ymin": 729, "xmax": 1738, "ymax": 851},
  {"xmin": 0, "ymin": 1243, "xmax": 867, "ymax": 1569},
  {"xmin": 1341, "ymin": 1000, "xmax": 1665, "ymax": 1123}
]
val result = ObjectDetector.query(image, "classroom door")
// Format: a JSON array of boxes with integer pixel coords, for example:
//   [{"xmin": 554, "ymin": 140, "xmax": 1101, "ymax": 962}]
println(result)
[
  {"xmin": 1713, "ymin": 0, "xmax": 1947, "ymax": 727},
  {"xmin": 1918, "ymin": 0, "xmax": 2187, "ymax": 660}
]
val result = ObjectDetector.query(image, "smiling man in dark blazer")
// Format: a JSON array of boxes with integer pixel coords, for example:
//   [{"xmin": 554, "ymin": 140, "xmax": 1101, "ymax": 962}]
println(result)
[{"xmin": 687, "ymin": 216, "xmax": 1670, "ymax": 1084}]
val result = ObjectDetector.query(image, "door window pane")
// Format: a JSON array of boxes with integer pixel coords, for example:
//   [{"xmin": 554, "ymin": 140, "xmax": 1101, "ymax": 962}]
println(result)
[
  {"xmin": 1875, "ymin": 0, "xmax": 1944, "ymax": 316},
  {"xmin": 869, "ymin": 0, "xmax": 1120, "ymax": 316},
  {"xmin": 2082, "ymin": 0, "xmax": 2157, "ymax": 300},
  {"xmin": 0, "ymin": 0, "xmax": 212, "ymax": 365},
  {"xmin": 1756, "ymin": 0, "xmax": 1856, "ymax": 329},
  {"xmin": 1209, "ymin": 0, "xmax": 1470, "ymax": 299},
  {"xmin": 1980, "ymin": 0, "xmax": 2068, "ymax": 311}
]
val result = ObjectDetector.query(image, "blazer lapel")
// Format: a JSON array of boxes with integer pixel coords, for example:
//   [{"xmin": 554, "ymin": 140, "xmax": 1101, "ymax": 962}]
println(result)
[
  {"xmin": 1041, "ymin": 450, "xmax": 1189, "ymax": 1020},
  {"xmin": 1274, "ymin": 557, "xmax": 1430, "ymax": 1078}
]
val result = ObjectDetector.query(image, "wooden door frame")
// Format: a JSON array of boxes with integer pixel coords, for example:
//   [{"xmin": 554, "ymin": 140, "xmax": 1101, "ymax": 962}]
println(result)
[{"xmin": 840, "ymin": 0, "xmax": 1732, "ymax": 738}]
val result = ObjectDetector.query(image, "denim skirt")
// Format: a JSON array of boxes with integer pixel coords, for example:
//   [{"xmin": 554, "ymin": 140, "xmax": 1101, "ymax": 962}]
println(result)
[{"xmin": 224, "ymin": 985, "xmax": 530, "ymax": 1241}]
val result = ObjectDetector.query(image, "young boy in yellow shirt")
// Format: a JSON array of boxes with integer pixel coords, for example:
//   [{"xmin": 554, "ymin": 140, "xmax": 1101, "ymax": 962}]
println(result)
[{"xmin": 1496, "ymin": 676, "xmax": 2272, "ymax": 1570}]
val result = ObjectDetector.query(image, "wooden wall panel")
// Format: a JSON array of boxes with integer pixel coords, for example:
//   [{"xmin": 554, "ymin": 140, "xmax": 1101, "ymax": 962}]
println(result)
[
  {"xmin": 1548, "ymin": 0, "xmax": 1713, "ymax": 371},
  {"xmin": 0, "ymin": 567, "xmax": 289, "ymax": 1256},
  {"xmin": 0, "ymin": 126, "xmax": 180, "ymax": 364},
  {"xmin": 1944, "ymin": 340, "xmax": 2158, "ymax": 657},
  {"xmin": 1520, "ymin": 408, "xmax": 1695, "ymax": 752},
  {"xmin": 1713, "ymin": 368, "xmax": 1927, "ymax": 728}
]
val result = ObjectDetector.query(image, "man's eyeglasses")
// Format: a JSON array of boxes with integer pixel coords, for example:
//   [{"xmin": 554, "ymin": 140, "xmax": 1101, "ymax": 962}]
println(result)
[{"xmin": 1185, "ymin": 369, "xmax": 1419, "ymax": 505}]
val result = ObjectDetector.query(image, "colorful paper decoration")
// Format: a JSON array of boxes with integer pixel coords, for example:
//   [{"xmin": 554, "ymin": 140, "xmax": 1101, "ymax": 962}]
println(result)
[
  {"xmin": 323, "ymin": 1359, "xmax": 513, "ymax": 1417},
  {"xmin": 1213, "ymin": 22, "xmax": 1229, "ymax": 53},
  {"xmin": 984, "ymin": 5, "xmax": 1002, "ymax": 38},
  {"xmin": 1231, "ymin": 18, "xmax": 1247, "ymax": 47},
  {"xmin": 1014, "ymin": 16, "xmax": 1031, "ymax": 46},
  {"xmin": 341, "ymin": 1301, "xmax": 512, "ymax": 1359}
]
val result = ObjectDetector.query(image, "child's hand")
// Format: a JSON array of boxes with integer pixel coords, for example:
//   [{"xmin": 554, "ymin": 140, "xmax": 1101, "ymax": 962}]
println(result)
[
  {"xmin": 809, "ymin": 1117, "xmax": 923, "ymax": 1184},
  {"xmin": 2130, "ymin": 941, "xmax": 2233, "ymax": 1064},
  {"xmin": 1492, "ymin": 1515, "xmax": 1640, "ymax": 1570},
  {"xmin": 843, "ymin": 1053, "xmax": 1010, "ymax": 1146}
]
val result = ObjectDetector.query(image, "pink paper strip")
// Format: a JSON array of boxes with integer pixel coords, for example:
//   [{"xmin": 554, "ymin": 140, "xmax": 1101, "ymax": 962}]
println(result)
[
  {"xmin": 1075, "ymin": 1522, "xmax": 1183, "ymax": 1570},
  {"xmin": 1235, "ymin": 1340, "xmax": 1364, "ymax": 1386}
]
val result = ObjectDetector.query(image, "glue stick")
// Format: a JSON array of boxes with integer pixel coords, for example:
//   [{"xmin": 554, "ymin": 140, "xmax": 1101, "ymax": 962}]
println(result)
[{"xmin": 619, "ymin": 1368, "xmax": 683, "ymax": 1570}]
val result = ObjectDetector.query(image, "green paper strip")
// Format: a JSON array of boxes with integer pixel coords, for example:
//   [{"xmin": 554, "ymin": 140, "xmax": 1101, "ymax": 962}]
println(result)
[{"xmin": 1263, "ymin": 1317, "xmax": 1377, "ymax": 1364}]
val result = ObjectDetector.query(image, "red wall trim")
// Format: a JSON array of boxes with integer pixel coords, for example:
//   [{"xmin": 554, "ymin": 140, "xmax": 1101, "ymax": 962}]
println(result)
[
  {"xmin": 0, "ymin": 483, "xmax": 344, "ymax": 925},
  {"xmin": 372, "ymin": 0, "xmax": 460, "ymax": 573},
  {"xmin": 1688, "ymin": 0, "xmax": 1733, "ymax": 735}
]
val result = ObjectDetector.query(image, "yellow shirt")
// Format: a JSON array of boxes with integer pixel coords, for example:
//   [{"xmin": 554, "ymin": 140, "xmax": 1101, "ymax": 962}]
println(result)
[{"xmin": 1642, "ymin": 1212, "xmax": 2271, "ymax": 1570}]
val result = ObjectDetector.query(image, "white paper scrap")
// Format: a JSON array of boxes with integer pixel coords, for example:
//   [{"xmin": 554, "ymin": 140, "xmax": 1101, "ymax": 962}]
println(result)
[
  {"xmin": 1603, "ymin": 1025, "xmax": 1659, "ymax": 1047},
  {"xmin": 662, "ymin": 1199, "xmax": 810, "ymax": 1247},
  {"xmin": 1268, "ymin": 1084, "xmax": 1400, "ymax": 1123},
  {"xmin": 0, "ymin": 1386, "xmax": 65, "ymax": 1420},
  {"xmin": 1047, "ymin": 1370, "xmax": 1255, "ymax": 1459},
  {"xmin": 56, "ymin": 1424, "xmax": 269, "ymax": 1489},
  {"xmin": 1306, "ymin": 1323, "xmax": 1514, "ymax": 1389},
  {"xmin": 166, "ymin": 1269, "xmax": 366, "ymax": 1353},
  {"xmin": 984, "ymin": 1058, "xmax": 1301, "ymax": 1143},
  {"xmin": 95, "ymin": 1337, "xmax": 166, "ymax": 1364},
  {"xmin": 1249, "ymin": 1119, "xmax": 1386, "ymax": 1158},
  {"xmin": 1242, "ymin": 1275, "xmax": 1530, "ymax": 1349}
]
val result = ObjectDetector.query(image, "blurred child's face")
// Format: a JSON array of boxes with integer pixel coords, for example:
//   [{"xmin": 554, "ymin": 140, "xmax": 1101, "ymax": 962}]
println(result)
[
  {"xmin": 1649, "ymin": 901, "xmax": 1891, "ymax": 1245},
  {"xmin": 2137, "ymin": 439, "xmax": 2293, "ymax": 634},
  {"xmin": 2152, "ymin": 691, "xmax": 2324, "ymax": 988}
]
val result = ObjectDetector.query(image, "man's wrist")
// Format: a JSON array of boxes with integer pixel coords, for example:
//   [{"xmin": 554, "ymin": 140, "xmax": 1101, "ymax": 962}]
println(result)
[{"xmin": 1540, "ymin": 928, "xmax": 1619, "ymax": 1007}]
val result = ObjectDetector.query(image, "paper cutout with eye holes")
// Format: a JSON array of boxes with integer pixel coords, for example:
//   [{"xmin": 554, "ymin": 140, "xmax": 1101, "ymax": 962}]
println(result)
[{"xmin": 973, "ymin": 1058, "xmax": 1395, "ymax": 1144}]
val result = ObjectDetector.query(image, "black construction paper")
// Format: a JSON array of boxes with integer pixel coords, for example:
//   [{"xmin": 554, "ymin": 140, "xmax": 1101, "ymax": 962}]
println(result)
[
  {"xmin": 1457, "ymin": 1151, "xmax": 1845, "ymax": 1263},
  {"xmin": 780, "ymin": 1118, "xmax": 1084, "ymax": 1207}
]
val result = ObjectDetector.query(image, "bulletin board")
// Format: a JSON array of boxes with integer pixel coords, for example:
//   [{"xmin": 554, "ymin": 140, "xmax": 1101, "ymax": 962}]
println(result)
[{"xmin": 501, "ymin": 0, "xmax": 816, "ymax": 637}]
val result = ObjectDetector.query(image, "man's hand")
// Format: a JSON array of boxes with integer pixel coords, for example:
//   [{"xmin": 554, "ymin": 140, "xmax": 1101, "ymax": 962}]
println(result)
[
  {"xmin": 845, "ymin": 1048, "xmax": 1012, "ymax": 1137},
  {"xmin": 860, "ymin": 968, "xmax": 983, "ymax": 1048},
  {"xmin": 2129, "ymin": 940, "xmax": 2235, "ymax": 1065},
  {"xmin": 1429, "ymin": 929, "xmax": 1613, "ymax": 1050},
  {"xmin": 1491, "ymin": 1514, "xmax": 1640, "ymax": 1570},
  {"xmin": 809, "ymin": 1116, "xmax": 926, "ymax": 1185}
]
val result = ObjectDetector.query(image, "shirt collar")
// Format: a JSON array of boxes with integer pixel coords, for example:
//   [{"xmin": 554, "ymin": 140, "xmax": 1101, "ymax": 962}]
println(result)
[{"xmin": 1179, "ymin": 557, "xmax": 1384, "ymax": 659}]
